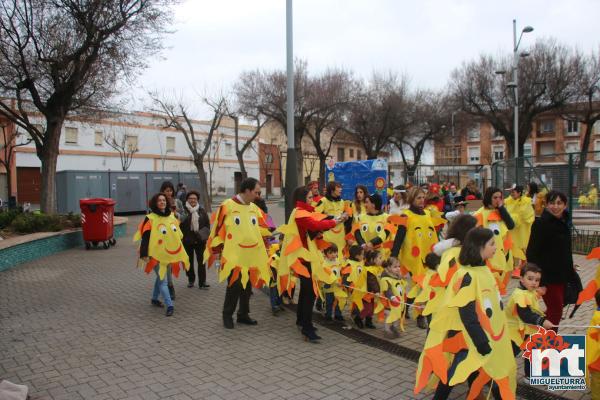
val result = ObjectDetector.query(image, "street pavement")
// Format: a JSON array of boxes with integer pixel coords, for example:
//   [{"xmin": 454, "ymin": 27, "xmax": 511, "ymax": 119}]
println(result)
[{"xmin": 0, "ymin": 210, "xmax": 595, "ymax": 399}]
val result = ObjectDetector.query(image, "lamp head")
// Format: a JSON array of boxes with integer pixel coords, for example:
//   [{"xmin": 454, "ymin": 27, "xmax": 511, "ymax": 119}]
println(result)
[
  {"xmin": 495, "ymin": 70, "xmax": 507, "ymax": 75},
  {"xmin": 520, "ymin": 51, "xmax": 531, "ymax": 58},
  {"xmin": 522, "ymin": 26, "xmax": 534, "ymax": 33}
]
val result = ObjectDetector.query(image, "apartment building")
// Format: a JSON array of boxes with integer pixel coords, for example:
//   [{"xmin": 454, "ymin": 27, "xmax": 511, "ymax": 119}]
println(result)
[
  {"xmin": 435, "ymin": 114, "xmax": 600, "ymax": 167},
  {"xmin": 1, "ymin": 110, "xmax": 261, "ymax": 204}
]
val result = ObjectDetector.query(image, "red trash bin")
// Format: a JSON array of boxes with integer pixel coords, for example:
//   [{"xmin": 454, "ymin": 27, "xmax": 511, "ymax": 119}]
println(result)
[{"xmin": 79, "ymin": 198, "xmax": 117, "ymax": 250}]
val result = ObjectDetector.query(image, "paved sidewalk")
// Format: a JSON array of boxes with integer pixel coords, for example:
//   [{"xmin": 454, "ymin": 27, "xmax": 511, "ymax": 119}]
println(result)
[{"xmin": 0, "ymin": 216, "xmax": 594, "ymax": 399}]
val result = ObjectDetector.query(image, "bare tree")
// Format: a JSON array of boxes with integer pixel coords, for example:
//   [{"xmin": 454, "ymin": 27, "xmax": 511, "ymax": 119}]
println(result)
[
  {"xmin": 346, "ymin": 72, "xmax": 411, "ymax": 159},
  {"xmin": 104, "ymin": 130, "xmax": 139, "ymax": 171},
  {"xmin": 0, "ymin": 123, "xmax": 31, "ymax": 200},
  {"xmin": 390, "ymin": 90, "xmax": 452, "ymax": 182},
  {"xmin": 450, "ymin": 39, "xmax": 579, "ymax": 157},
  {"xmin": 235, "ymin": 60, "xmax": 350, "ymax": 181},
  {"xmin": 206, "ymin": 132, "xmax": 224, "ymax": 203},
  {"xmin": 227, "ymin": 105, "xmax": 268, "ymax": 179},
  {"xmin": 0, "ymin": 0, "xmax": 174, "ymax": 213},
  {"xmin": 561, "ymin": 50, "xmax": 600, "ymax": 168},
  {"xmin": 303, "ymin": 69, "xmax": 354, "ymax": 185},
  {"xmin": 151, "ymin": 93, "xmax": 226, "ymax": 211}
]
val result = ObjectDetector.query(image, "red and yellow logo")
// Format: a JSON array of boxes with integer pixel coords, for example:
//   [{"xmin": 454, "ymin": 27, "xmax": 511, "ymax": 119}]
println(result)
[{"xmin": 375, "ymin": 177, "xmax": 386, "ymax": 190}]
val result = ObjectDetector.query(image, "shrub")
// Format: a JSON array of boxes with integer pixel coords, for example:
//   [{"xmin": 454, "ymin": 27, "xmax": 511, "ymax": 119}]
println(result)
[
  {"xmin": 11, "ymin": 213, "xmax": 62, "ymax": 234},
  {"xmin": 0, "ymin": 209, "xmax": 20, "ymax": 229}
]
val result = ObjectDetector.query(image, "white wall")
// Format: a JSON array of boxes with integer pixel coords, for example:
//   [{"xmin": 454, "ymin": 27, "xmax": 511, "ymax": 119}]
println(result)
[{"xmin": 14, "ymin": 111, "xmax": 260, "ymax": 193}]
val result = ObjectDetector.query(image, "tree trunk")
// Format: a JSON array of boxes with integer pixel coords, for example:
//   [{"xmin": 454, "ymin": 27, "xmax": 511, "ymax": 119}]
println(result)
[
  {"xmin": 318, "ymin": 156, "xmax": 326, "ymax": 188},
  {"xmin": 236, "ymin": 150, "xmax": 247, "ymax": 179},
  {"xmin": 5, "ymin": 161, "xmax": 11, "ymax": 202},
  {"xmin": 195, "ymin": 160, "xmax": 211, "ymax": 211},
  {"xmin": 39, "ymin": 120, "xmax": 63, "ymax": 214},
  {"xmin": 294, "ymin": 132, "xmax": 304, "ymax": 182},
  {"xmin": 579, "ymin": 123, "xmax": 594, "ymax": 169}
]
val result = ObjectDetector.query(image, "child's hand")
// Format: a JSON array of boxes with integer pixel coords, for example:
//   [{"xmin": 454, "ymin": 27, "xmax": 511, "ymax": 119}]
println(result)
[
  {"xmin": 537, "ymin": 286, "xmax": 547, "ymax": 296},
  {"xmin": 542, "ymin": 320, "xmax": 556, "ymax": 330},
  {"xmin": 141, "ymin": 256, "xmax": 149, "ymax": 263},
  {"xmin": 390, "ymin": 296, "xmax": 401, "ymax": 307}
]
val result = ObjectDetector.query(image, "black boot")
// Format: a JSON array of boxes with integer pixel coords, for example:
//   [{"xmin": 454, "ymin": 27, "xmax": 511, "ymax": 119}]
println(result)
[
  {"xmin": 417, "ymin": 315, "xmax": 428, "ymax": 330},
  {"xmin": 365, "ymin": 317, "xmax": 376, "ymax": 329},
  {"xmin": 168, "ymin": 284, "xmax": 176, "ymax": 300},
  {"xmin": 301, "ymin": 328, "xmax": 321, "ymax": 342},
  {"xmin": 353, "ymin": 315, "xmax": 364, "ymax": 329}
]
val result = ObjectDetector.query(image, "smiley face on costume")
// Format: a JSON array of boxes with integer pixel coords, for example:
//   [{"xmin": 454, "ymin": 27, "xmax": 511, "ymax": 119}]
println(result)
[
  {"xmin": 408, "ymin": 226, "xmax": 436, "ymax": 261},
  {"xmin": 357, "ymin": 214, "xmax": 387, "ymax": 243},
  {"xmin": 223, "ymin": 202, "xmax": 263, "ymax": 250},
  {"xmin": 476, "ymin": 289, "xmax": 506, "ymax": 342},
  {"xmin": 147, "ymin": 217, "xmax": 187, "ymax": 265}
]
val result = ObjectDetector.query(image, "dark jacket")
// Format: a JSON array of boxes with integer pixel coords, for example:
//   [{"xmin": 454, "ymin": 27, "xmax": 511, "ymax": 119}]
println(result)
[
  {"xmin": 526, "ymin": 209, "xmax": 575, "ymax": 285},
  {"xmin": 180, "ymin": 205, "xmax": 210, "ymax": 246}
]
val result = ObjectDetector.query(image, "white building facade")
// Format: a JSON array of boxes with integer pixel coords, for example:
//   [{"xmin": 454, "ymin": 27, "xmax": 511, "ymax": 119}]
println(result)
[{"xmin": 14, "ymin": 110, "xmax": 260, "ymax": 200}]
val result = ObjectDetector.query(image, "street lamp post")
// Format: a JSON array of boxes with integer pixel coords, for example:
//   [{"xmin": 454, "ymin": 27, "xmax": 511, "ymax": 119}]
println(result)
[
  {"xmin": 284, "ymin": 0, "xmax": 298, "ymax": 219},
  {"xmin": 511, "ymin": 19, "xmax": 534, "ymax": 159}
]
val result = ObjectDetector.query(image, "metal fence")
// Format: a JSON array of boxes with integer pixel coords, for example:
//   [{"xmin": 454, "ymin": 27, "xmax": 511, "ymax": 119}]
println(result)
[
  {"xmin": 492, "ymin": 151, "xmax": 600, "ymax": 228},
  {"xmin": 390, "ymin": 163, "xmax": 491, "ymax": 190}
]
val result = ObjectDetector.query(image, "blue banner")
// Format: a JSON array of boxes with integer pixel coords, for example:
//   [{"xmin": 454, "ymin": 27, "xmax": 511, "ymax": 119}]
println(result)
[{"xmin": 325, "ymin": 159, "xmax": 389, "ymax": 205}]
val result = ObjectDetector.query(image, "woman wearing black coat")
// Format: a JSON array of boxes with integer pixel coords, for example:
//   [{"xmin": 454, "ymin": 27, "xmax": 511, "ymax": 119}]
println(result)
[
  {"xmin": 526, "ymin": 190, "xmax": 576, "ymax": 330},
  {"xmin": 180, "ymin": 190, "xmax": 211, "ymax": 289}
]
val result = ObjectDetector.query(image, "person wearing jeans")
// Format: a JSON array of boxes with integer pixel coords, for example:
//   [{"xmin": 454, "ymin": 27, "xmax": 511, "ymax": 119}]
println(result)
[
  {"xmin": 152, "ymin": 265, "xmax": 173, "ymax": 309},
  {"xmin": 180, "ymin": 190, "xmax": 210, "ymax": 289}
]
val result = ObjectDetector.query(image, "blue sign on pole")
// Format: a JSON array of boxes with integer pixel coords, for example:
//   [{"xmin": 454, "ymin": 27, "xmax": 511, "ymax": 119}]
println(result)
[{"xmin": 325, "ymin": 159, "xmax": 389, "ymax": 205}]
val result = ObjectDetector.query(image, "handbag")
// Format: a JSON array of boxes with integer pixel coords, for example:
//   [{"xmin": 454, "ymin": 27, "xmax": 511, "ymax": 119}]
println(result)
[{"xmin": 563, "ymin": 265, "xmax": 583, "ymax": 306}]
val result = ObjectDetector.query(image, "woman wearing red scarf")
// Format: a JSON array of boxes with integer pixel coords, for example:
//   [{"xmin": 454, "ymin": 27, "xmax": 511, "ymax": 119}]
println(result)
[{"xmin": 279, "ymin": 186, "xmax": 348, "ymax": 342}]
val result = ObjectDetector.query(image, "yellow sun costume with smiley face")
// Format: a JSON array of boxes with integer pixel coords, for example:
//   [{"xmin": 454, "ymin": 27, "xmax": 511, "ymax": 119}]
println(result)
[
  {"xmin": 505, "ymin": 286, "xmax": 544, "ymax": 348},
  {"xmin": 352, "ymin": 212, "xmax": 392, "ymax": 258},
  {"xmin": 204, "ymin": 199, "xmax": 270, "ymax": 289},
  {"xmin": 315, "ymin": 197, "xmax": 347, "ymax": 258},
  {"xmin": 414, "ymin": 265, "xmax": 516, "ymax": 399},
  {"xmin": 133, "ymin": 213, "xmax": 190, "ymax": 279},
  {"xmin": 322, "ymin": 259, "xmax": 348, "ymax": 309},
  {"xmin": 343, "ymin": 260, "xmax": 368, "ymax": 311},
  {"xmin": 380, "ymin": 275, "xmax": 407, "ymax": 330},
  {"xmin": 474, "ymin": 208, "xmax": 514, "ymax": 293},
  {"xmin": 390, "ymin": 209, "xmax": 439, "ymax": 278}
]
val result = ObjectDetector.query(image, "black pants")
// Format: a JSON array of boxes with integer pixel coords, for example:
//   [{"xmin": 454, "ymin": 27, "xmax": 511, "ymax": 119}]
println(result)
[
  {"xmin": 433, "ymin": 349, "xmax": 501, "ymax": 400},
  {"xmin": 184, "ymin": 241, "xmax": 206, "ymax": 285},
  {"xmin": 222, "ymin": 275, "xmax": 252, "ymax": 320},
  {"xmin": 296, "ymin": 262, "xmax": 315, "ymax": 331}
]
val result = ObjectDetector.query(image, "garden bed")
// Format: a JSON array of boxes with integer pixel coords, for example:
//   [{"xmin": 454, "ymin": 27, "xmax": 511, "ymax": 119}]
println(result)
[{"xmin": 0, "ymin": 216, "xmax": 127, "ymax": 272}]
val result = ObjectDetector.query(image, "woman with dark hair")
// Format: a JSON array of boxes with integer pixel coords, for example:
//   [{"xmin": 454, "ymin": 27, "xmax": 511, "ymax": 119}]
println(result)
[
  {"xmin": 135, "ymin": 193, "xmax": 188, "ymax": 317},
  {"xmin": 526, "ymin": 190, "xmax": 576, "ymax": 330},
  {"xmin": 159, "ymin": 181, "xmax": 184, "ymax": 219},
  {"xmin": 278, "ymin": 185, "xmax": 348, "ymax": 342},
  {"xmin": 159, "ymin": 181, "xmax": 183, "ymax": 299},
  {"xmin": 416, "ymin": 227, "xmax": 515, "ymax": 400},
  {"xmin": 352, "ymin": 185, "xmax": 369, "ymax": 218},
  {"xmin": 473, "ymin": 187, "xmax": 515, "ymax": 293},
  {"xmin": 180, "ymin": 190, "xmax": 210, "ymax": 289},
  {"xmin": 315, "ymin": 181, "xmax": 346, "ymax": 257}
]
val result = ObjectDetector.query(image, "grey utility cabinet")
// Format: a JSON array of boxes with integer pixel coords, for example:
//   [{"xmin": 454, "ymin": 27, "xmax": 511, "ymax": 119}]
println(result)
[
  {"xmin": 145, "ymin": 172, "xmax": 180, "ymax": 198},
  {"xmin": 109, "ymin": 172, "xmax": 146, "ymax": 213},
  {"xmin": 56, "ymin": 171, "xmax": 110, "ymax": 214}
]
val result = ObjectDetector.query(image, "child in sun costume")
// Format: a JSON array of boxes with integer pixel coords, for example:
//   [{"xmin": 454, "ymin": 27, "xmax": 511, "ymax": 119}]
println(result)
[
  {"xmin": 315, "ymin": 181, "xmax": 347, "ymax": 259},
  {"xmin": 505, "ymin": 263, "xmax": 554, "ymax": 381},
  {"xmin": 380, "ymin": 257, "xmax": 407, "ymax": 338},
  {"xmin": 504, "ymin": 185, "xmax": 534, "ymax": 268},
  {"xmin": 321, "ymin": 244, "xmax": 345, "ymax": 321},
  {"xmin": 473, "ymin": 187, "xmax": 515, "ymax": 294},
  {"xmin": 135, "ymin": 193, "xmax": 190, "ymax": 317},
  {"xmin": 415, "ymin": 227, "xmax": 516, "ymax": 400},
  {"xmin": 278, "ymin": 186, "xmax": 345, "ymax": 342},
  {"xmin": 411, "ymin": 252, "xmax": 442, "ymax": 329},
  {"xmin": 586, "ymin": 289, "xmax": 600, "ymax": 398}
]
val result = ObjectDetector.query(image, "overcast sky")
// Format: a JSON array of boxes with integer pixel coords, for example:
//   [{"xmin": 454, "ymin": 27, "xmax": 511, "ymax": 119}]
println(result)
[{"xmin": 131, "ymin": 0, "xmax": 599, "ymax": 110}]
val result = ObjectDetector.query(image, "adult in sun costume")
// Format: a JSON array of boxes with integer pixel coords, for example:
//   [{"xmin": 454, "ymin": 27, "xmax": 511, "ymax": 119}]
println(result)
[
  {"xmin": 473, "ymin": 187, "xmax": 514, "ymax": 294},
  {"xmin": 315, "ymin": 181, "xmax": 347, "ymax": 258},
  {"xmin": 204, "ymin": 178, "xmax": 270, "ymax": 329},
  {"xmin": 278, "ymin": 185, "xmax": 347, "ymax": 342},
  {"xmin": 577, "ymin": 247, "xmax": 600, "ymax": 307},
  {"xmin": 504, "ymin": 185, "xmax": 534, "ymax": 269},
  {"xmin": 415, "ymin": 227, "xmax": 516, "ymax": 400},
  {"xmin": 135, "ymin": 193, "xmax": 189, "ymax": 317},
  {"xmin": 586, "ymin": 289, "xmax": 600, "ymax": 397}
]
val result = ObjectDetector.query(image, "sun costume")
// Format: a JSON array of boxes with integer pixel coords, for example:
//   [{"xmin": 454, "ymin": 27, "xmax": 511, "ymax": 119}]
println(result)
[
  {"xmin": 344, "ymin": 260, "xmax": 369, "ymax": 311},
  {"xmin": 505, "ymin": 286, "xmax": 545, "ymax": 348},
  {"xmin": 322, "ymin": 259, "xmax": 348, "ymax": 311},
  {"xmin": 134, "ymin": 212, "xmax": 190, "ymax": 279},
  {"xmin": 380, "ymin": 274, "xmax": 408, "ymax": 331},
  {"xmin": 203, "ymin": 199, "xmax": 270, "ymax": 289},
  {"xmin": 586, "ymin": 308, "xmax": 600, "ymax": 395},
  {"xmin": 353, "ymin": 212, "xmax": 393, "ymax": 258},
  {"xmin": 473, "ymin": 207, "xmax": 514, "ymax": 293},
  {"xmin": 390, "ymin": 209, "xmax": 439, "ymax": 278},
  {"xmin": 504, "ymin": 195, "xmax": 534, "ymax": 262},
  {"xmin": 577, "ymin": 247, "xmax": 600, "ymax": 306},
  {"xmin": 415, "ymin": 264, "xmax": 516, "ymax": 399},
  {"xmin": 315, "ymin": 196, "xmax": 347, "ymax": 258}
]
